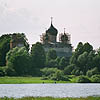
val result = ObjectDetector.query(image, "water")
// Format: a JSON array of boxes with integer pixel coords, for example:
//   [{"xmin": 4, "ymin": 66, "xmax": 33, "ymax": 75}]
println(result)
[{"xmin": 0, "ymin": 83, "xmax": 100, "ymax": 98}]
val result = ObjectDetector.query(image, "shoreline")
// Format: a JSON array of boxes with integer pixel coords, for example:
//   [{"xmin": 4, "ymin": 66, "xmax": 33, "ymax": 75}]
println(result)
[{"xmin": 0, "ymin": 96, "xmax": 100, "ymax": 100}]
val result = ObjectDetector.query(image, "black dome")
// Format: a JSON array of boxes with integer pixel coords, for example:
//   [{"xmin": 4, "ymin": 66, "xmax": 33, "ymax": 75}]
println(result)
[{"xmin": 46, "ymin": 23, "xmax": 58, "ymax": 36}]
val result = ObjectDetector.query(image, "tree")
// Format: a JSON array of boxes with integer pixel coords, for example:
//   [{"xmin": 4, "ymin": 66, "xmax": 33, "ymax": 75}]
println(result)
[
  {"xmin": 83, "ymin": 42, "xmax": 93, "ymax": 53},
  {"xmin": 46, "ymin": 49, "xmax": 57, "ymax": 61},
  {"xmin": 46, "ymin": 49, "xmax": 57, "ymax": 67},
  {"xmin": 86, "ymin": 51, "xmax": 96, "ymax": 70},
  {"xmin": 93, "ymin": 55, "xmax": 100, "ymax": 71},
  {"xmin": 59, "ymin": 57, "xmax": 68, "ymax": 70},
  {"xmin": 30, "ymin": 42, "xmax": 46, "ymax": 75},
  {"xmin": 77, "ymin": 75, "xmax": 91, "ymax": 83},
  {"xmin": 64, "ymin": 64, "xmax": 76, "ymax": 75},
  {"xmin": 69, "ymin": 42, "xmax": 84, "ymax": 66},
  {"xmin": 0, "ymin": 33, "xmax": 29, "ymax": 66},
  {"xmin": 0, "ymin": 34, "xmax": 11, "ymax": 66},
  {"xmin": 6, "ymin": 47, "xmax": 30, "ymax": 76},
  {"xmin": 77, "ymin": 52, "xmax": 88, "ymax": 74},
  {"xmin": 75, "ymin": 42, "xmax": 84, "ymax": 55},
  {"xmin": 86, "ymin": 67, "xmax": 99, "ymax": 77}
]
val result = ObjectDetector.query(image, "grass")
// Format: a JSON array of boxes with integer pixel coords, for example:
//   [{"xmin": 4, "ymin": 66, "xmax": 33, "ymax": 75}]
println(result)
[
  {"xmin": 0, "ymin": 77, "xmax": 67, "ymax": 84},
  {"xmin": 0, "ymin": 97, "xmax": 100, "ymax": 100}
]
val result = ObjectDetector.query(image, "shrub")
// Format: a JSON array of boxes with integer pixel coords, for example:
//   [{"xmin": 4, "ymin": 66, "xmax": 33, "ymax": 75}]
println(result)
[
  {"xmin": 91, "ymin": 75, "xmax": 100, "ymax": 83},
  {"xmin": 41, "ymin": 68, "xmax": 58, "ymax": 76},
  {"xmin": 64, "ymin": 64, "xmax": 76, "ymax": 75},
  {"xmin": 86, "ymin": 67, "xmax": 99, "ymax": 77},
  {"xmin": 77, "ymin": 75, "xmax": 91, "ymax": 83},
  {"xmin": 51, "ymin": 70, "xmax": 69, "ymax": 81},
  {"xmin": 0, "ymin": 67, "xmax": 6, "ymax": 76}
]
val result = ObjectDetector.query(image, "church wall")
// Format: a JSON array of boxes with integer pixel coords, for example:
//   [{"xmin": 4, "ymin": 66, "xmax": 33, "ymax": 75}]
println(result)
[{"xmin": 44, "ymin": 46, "xmax": 72, "ymax": 57}]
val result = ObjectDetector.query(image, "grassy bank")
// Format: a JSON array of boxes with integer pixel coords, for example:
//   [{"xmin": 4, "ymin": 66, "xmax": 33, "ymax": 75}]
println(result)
[
  {"xmin": 0, "ymin": 77, "xmax": 67, "ymax": 84},
  {"xmin": 0, "ymin": 97, "xmax": 100, "ymax": 100}
]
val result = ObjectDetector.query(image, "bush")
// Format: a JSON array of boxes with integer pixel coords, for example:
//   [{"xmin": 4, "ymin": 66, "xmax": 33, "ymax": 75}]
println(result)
[
  {"xmin": 0, "ymin": 67, "xmax": 6, "ymax": 76},
  {"xmin": 91, "ymin": 75, "xmax": 100, "ymax": 83},
  {"xmin": 86, "ymin": 67, "xmax": 99, "ymax": 77},
  {"xmin": 41, "ymin": 68, "xmax": 58, "ymax": 76},
  {"xmin": 77, "ymin": 75, "xmax": 91, "ymax": 83},
  {"xmin": 71, "ymin": 67, "xmax": 82, "ymax": 76},
  {"xmin": 64, "ymin": 64, "xmax": 76, "ymax": 75},
  {"xmin": 51, "ymin": 70, "xmax": 69, "ymax": 81}
]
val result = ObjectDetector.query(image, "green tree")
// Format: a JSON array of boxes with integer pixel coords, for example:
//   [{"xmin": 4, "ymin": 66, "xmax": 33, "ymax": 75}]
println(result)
[
  {"xmin": 86, "ymin": 67, "xmax": 99, "ymax": 77},
  {"xmin": 77, "ymin": 75, "xmax": 91, "ymax": 83},
  {"xmin": 75, "ymin": 42, "xmax": 84, "ymax": 55},
  {"xmin": 0, "ymin": 33, "xmax": 29, "ymax": 66},
  {"xmin": 77, "ymin": 52, "xmax": 88, "ymax": 74},
  {"xmin": 0, "ymin": 34, "xmax": 11, "ymax": 66},
  {"xmin": 64, "ymin": 64, "xmax": 76, "ymax": 75},
  {"xmin": 83, "ymin": 42, "xmax": 93, "ymax": 53},
  {"xmin": 46, "ymin": 49, "xmax": 57, "ymax": 67},
  {"xmin": 46, "ymin": 49, "xmax": 57, "ymax": 61},
  {"xmin": 30, "ymin": 42, "xmax": 46, "ymax": 75},
  {"xmin": 59, "ymin": 57, "xmax": 68, "ymax": 70},
  {"xmin": 93, "ymin": 55, "xmax": 100, "ymax": 71},
  {"xmin": 6, "ymin": 47, "xmax": 30, "ymax": 76}
]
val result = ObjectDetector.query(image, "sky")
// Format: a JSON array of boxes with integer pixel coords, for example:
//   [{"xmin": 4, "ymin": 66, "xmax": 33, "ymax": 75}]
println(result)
[{"xmin": 0, "ymin": 0, "xmax": 100, "ymax": 49}]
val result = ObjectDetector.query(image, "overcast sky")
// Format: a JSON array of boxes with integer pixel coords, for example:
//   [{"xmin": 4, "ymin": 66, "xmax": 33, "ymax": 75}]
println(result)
[{"xmin": 0, "ymin": 0, "xmax": 100, "ymax": 49}]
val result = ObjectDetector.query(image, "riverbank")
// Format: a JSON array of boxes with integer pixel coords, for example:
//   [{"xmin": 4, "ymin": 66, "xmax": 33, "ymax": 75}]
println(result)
[
  {"xmin": 0, "ymin": 77, "xmax": 67, "ymax": 84},
  {"xmin": 0, "ymin": 97, "xmax": 100, "ymax": 100}
]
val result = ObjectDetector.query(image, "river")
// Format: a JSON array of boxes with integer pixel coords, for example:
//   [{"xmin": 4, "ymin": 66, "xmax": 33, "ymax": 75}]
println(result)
[{"xmin": 0, "ymin": 83, "xmax": 100, "ymax": 98}]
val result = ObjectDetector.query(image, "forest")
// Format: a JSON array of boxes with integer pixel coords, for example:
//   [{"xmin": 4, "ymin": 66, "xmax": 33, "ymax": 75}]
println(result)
[{"xmin": 0, "ymin": 33, "xmax": 100, "ymax": 83}]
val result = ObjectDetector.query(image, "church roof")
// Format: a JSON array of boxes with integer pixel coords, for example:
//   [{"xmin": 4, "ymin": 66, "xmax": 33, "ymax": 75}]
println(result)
[{"xmin": 46, "ymin": 19, "xmax": 58, "ymax": 36}]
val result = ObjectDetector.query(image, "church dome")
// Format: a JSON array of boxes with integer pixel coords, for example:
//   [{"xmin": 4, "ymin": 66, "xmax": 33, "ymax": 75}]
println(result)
[{"xmin": 46, "ymin": 23, "xmax": 58, "ymax": 36}]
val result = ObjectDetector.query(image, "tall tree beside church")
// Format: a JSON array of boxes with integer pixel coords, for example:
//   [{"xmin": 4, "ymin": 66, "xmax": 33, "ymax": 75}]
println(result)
[{"xmin": 30, "ymin": 42, "xmax": 46, "ymax": 75}]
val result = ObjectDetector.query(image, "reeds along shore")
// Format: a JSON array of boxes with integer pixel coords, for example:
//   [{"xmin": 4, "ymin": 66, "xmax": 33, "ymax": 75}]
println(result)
[{"xmin": 0, "ymin": 97, "xmax": 100, "ymax": 100}]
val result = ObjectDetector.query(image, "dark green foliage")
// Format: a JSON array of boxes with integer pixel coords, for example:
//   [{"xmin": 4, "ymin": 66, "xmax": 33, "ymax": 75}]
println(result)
[
  {"xmin": 86, "ymin": 67, "xmax": 99, "ymax": 77},
  {"xmin": 31, "ymin": 42, "xmax": 46, "ymax": 68},
  {"xmin": 71, "ymin": 67, "xmax": 83, "ymax": 76},
  {"xmin": 51, "ymin": 70, "xmax": 69, "ymax": 81},
  {"xmin": 77, "ymin": 75, "xmax": 91, "ymax": 83},
  {"xmin": 30, "ymin": 42, "xmax": 46, "ymax": 76},
  {"xmin": 59, "ymin": 57, "xmax": 69, "ymax": 70},
  {"xmin": 0, "ymin": 67, "xmax": 6, "ymax": 76},
  {"xmin": 46, "ymin": 49, "xmax": 57, "ymax": 67},
  {"xmin": 64, "ymin": 64, "xmax": 76, "ymax": 75},
  {"xmin": 91, "ymin": 75, "xmax": 100, "ymax": 83},
  {"xmin": 46, "ymin": 49, "xmax": 57, "ymax": 61},
  {"xmin": 93, "ymin": 55, "xmax": 100, "ymax": 71},
  {"xmin": 5, "ymin": 67, "xmax": 17, "ymax": 76},
  {"xmin": 41, "ymin": 68, "xmax": 69, "ymax": 81},
  {"xmin": 0, "ymin": 33, "xmax": 29, "ymax": 67},
  {"xmin": 83, "ymin": 42, "xmax": 93, "ymax": 53},
  {"xmin": 46, "ymin": 60, "xmax": 58, "ymax": 67},
  {"xmin": 75, "ymin": 42, "xmax": 84, "ymax": 55},
  {"xmin": 6, "ymin": 47, "xmax": 30, "ymax": 76},
  {"xmin": 77, "ymin": 52, "xmax": 88, "ymax": 74},
  {"xmin": 0, "ymin": 34, "xmax": 11, "ymax": 66},
  {"xmin": 70, "ymin": 42, "xmax": 96, "ymax": 75},
  {"xmin": 41, "ymin": 68, "xmax": 58, "ymax": 77}
]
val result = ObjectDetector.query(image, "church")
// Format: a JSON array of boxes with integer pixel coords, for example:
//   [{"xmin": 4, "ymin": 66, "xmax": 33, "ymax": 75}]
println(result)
[
  {"xmin": 10, "ymin": 18, "xmax": 72, "ymax": 58},
  {"xmin": 40, "ymin": 18, "xmax": 72, "ymax": 57}
]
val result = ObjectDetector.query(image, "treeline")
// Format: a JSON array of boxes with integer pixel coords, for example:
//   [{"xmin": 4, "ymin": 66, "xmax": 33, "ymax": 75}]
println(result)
[{"xmin": 0, "ymin": 33, "xmax": 100, "ymax": 82}]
